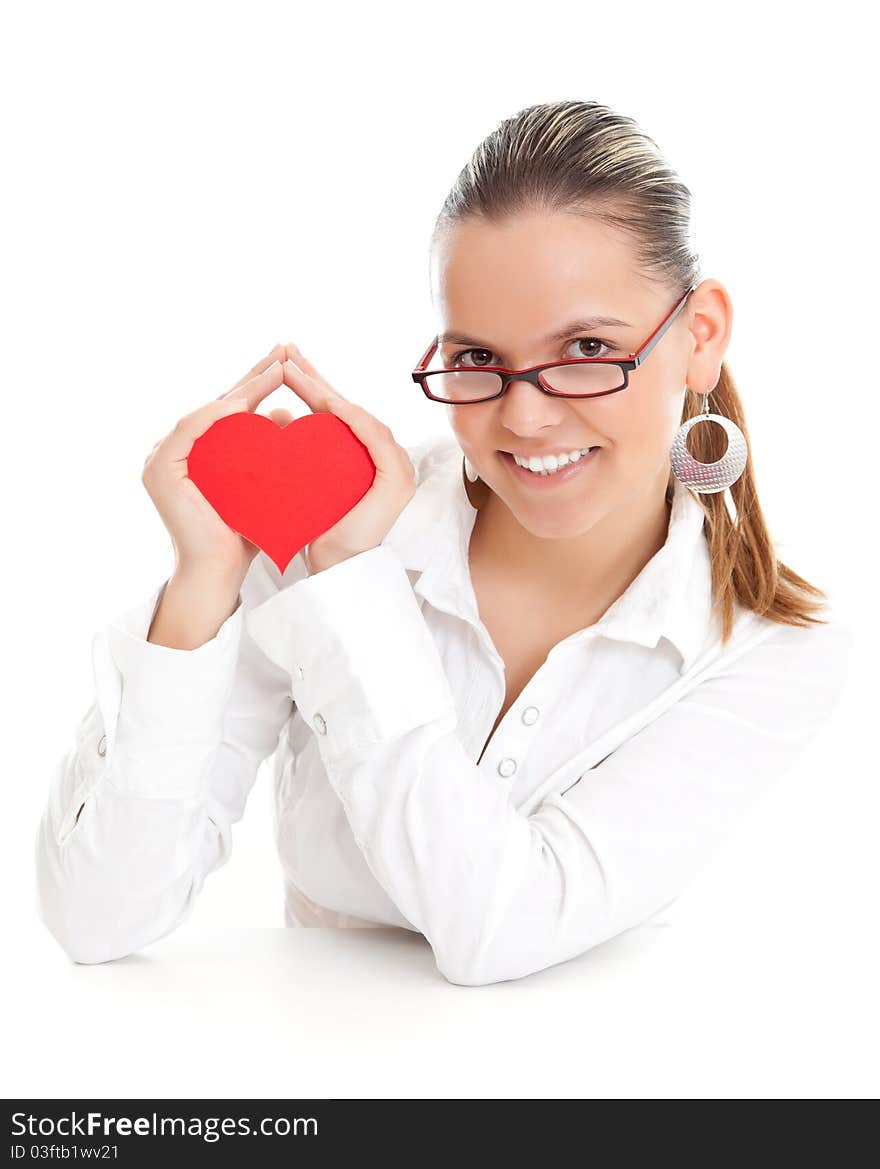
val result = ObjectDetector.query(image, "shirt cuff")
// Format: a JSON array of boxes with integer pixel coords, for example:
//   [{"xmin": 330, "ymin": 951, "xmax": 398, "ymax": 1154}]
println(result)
[
  {"xmin": 244, "ymin": 543, "xmax": 456, "ymax": 761},
  {"xmin": 102, "ymin": 579, "xmax": 246, "ymax": 797}
]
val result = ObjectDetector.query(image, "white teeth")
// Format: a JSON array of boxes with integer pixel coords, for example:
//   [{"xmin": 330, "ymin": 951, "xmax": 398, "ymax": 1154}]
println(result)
[{"xmin": 512, "ymin": 448, "xmax": 594, "ymax": 474}]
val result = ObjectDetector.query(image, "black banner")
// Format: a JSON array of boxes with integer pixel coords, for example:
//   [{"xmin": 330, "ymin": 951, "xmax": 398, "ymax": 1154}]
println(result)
[{"xmin": 5, "ymin": 1099, "xmax": 585, "ymax": 1164}]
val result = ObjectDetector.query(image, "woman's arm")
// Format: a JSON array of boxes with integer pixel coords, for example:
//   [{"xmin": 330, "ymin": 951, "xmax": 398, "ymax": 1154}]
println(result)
[
  {"xmin": 245, "ymin": 543, "xmax": 854, "ymax": 987},
  {"xmin": 36, "ymin": 558, "xmax": 295, "ymax": 964}
]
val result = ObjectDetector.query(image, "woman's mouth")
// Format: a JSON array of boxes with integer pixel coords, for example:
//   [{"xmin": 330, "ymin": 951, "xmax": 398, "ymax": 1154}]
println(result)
[{"xmin": 499, "ymin": 447, "xmax": 601, "ymax": 488}]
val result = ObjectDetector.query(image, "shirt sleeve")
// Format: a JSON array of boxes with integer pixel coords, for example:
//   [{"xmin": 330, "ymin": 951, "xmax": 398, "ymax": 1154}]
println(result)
[
  {"xmin": 243, "ymin": 543, "xmax": 855, "ymax": 987},
  {"xmin": 35, "ymin": 557, "xmax": 296, "ymax": 965}
]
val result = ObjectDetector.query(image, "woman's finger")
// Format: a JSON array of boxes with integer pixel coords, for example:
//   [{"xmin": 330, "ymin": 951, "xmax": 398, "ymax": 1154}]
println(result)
[
  {"xmin": 218, "ymin": 343, "xmax": 287, "ymax": 400},
  {"xmin": 283, "ymin": 342, "xmax": 346, "ymax": 400},
  {"xmin": 156, "ymin": 395, "xmax": 252, "ymax": 468},
  {"xmin": 281, "ymin": 357, "xmax": 339, "ymax": 414},
  {"xmin": 210, "ymin": 359, "xmax": 286, "ymax": 417}
]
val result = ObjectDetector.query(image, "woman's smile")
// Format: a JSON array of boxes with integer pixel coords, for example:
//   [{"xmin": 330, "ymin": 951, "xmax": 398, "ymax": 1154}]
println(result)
[{"xmin": 498, "ymin": 446, "xmax": 601, "ymax": 488}]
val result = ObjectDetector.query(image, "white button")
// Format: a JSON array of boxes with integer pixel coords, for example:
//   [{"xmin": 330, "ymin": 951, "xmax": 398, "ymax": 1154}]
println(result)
[
  {"xmin": 497, "ymin": 757, "xmax": 517, "ymax": 777},
  {"xmin": 97, "ymin": 734, "xmax": 107, "ymax": 757},
  {"xmin": 521, "ymin": 706, "xmax": 540, "ymax": 725},
  {"xmin": 296, "ymin": 665, "xmax": 304, "ymax": 679},
  {"xmin": 313, "ymin": 713, "xmax": 327, "ymax": 735}
]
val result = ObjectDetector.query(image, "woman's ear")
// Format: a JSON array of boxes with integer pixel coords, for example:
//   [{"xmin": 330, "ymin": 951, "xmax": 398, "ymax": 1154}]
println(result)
[{"xmin": 684, "ymin": 279, "xmax": 733, "ymax": 391}]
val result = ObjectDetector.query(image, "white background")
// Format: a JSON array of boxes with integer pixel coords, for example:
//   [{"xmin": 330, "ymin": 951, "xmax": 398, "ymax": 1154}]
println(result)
[{"xmin": 2, "ymin": 0, "xmax": 877, "ymax": 1099}]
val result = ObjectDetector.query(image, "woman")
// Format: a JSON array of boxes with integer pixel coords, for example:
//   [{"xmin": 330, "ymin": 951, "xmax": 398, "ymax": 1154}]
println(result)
[{"xmin": 36, "ymin": 99, "xmax": 852, "ymax": 986}]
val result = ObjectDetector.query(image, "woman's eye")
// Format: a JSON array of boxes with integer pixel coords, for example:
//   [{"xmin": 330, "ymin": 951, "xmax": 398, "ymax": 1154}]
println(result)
[
  {"xmin": 449, "ymin": 348, "xmax": 493, "ymax": 367},
  {"xmin": 447, "ymin": 337, "xmax": 614, "ymax": 367},
  {"xmin": 571, "ymin": 337, "xmax": 613, "ymax": 359}
]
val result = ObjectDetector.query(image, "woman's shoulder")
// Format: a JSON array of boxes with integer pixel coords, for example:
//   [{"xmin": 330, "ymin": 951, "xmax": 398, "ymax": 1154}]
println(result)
[
  {"xmin": 716, "ymin": 600, "xmax": 855, "ymax": 715},
  {"xmin": 740, "ymin": 597, "xmax": 855, "ymax": 659}
]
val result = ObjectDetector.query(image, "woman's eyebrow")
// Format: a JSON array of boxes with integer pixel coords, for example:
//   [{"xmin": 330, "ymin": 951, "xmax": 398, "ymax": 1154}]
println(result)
[{"xmin": 438, "ymin": 314, "xmax": 633, "ymax": 347}]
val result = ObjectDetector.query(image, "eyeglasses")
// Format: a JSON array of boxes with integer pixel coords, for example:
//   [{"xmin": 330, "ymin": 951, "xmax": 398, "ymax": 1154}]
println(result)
[{"xmin": 411, "ymin": 285, "xmax": 696, "ymax": 404}]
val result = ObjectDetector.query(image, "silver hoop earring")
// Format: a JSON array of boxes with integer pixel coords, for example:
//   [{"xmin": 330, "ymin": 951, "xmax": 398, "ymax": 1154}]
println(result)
[
  {"xmin": 669, "ymin": 389, "xmax": 748, "ymax": 494},
  {"xmin": 463, "ymin": 455, "xmax": 479, "ymax": 483}
]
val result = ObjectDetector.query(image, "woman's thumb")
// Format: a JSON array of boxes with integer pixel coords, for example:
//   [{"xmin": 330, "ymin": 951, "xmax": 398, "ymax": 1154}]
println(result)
[{"xmin": 268, "ymin": 408, "xmax": 294, "ymax": 427}]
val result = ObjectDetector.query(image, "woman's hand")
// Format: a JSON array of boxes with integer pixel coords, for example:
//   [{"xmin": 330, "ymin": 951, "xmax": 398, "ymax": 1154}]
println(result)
[
  {"xmin": 271, "ymin": 342, "xmax": 417, "ymax": 574},
  {"xmin": 142, "ymin": 344, "xmax": 292, "ymax": 588}
]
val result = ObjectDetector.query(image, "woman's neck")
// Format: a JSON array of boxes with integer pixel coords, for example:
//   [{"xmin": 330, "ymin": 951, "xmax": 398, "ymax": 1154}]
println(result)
[{"xmin": 467, "ymin": 471, "xmax": 673, "ymax": 619}]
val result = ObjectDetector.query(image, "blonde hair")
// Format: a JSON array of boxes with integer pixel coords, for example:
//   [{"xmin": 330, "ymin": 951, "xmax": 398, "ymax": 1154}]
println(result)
[{"xmin": 431, "ymin": 99, "xmax": 831, "ymax": 645}]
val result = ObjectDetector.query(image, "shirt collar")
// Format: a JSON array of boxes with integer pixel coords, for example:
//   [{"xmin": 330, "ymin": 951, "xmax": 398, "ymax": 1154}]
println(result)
[{"xmin": 383, "ymin": 437, "xmax": 717, "ymax": 675}]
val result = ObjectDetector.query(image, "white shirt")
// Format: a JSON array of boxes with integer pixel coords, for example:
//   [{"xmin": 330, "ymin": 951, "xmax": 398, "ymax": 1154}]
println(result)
[{"xmin": 35, "ymin": 434, "xmax": 854, "ymax": 986}]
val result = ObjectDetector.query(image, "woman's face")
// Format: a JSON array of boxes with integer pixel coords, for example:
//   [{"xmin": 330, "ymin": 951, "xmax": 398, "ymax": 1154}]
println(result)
[{"xmin": 430, "ymin": 211, "xmax": 731, "ymax": 540}]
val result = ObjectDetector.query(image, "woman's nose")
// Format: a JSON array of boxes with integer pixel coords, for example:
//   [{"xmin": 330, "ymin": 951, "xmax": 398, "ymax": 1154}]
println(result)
[{"xmin": 498, "ymin": 376, "xmax": 569, "ymax": 427}]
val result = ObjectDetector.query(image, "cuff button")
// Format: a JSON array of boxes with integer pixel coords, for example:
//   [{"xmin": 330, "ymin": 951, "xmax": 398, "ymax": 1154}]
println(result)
[
  {"xmin": 313, "ymin": 713, "xmax": 327, "ymax": 735},
  {"xmin": 97, "ymin": 733, "xmax": 107, "ymax": 757}
]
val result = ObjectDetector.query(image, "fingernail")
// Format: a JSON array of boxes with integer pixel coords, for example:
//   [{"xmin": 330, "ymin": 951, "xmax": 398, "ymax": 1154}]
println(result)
[
  {"xmin": 267, "ymin": 359, "xmax": 281, "ymax": 370},
  {"xmin": 285, "ymin": 357, "xmax": 302, "ymax": 372}
]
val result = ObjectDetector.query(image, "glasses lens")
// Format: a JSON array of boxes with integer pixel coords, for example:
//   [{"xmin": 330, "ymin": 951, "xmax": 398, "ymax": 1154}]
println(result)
[
  {"xmin": 541, "ymin": 363, "xmax": 626, "ymax": 394},
  {"xmin": 423, "ymin": 363, "xmax": 625, "ymax": 402},
  {"xmin": 423, "ymin": 369, "xmax": 505, "ymax": 402}
]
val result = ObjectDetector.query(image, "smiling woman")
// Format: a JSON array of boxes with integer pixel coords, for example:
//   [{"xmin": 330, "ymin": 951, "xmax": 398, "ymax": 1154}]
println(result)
[
  {"xmin": 423, "ymin": 103, "xmax": 830, "ymax": 645},
  {"xmin": 35, "ymin": 99, "xmax": 852, "ymax": 988}
]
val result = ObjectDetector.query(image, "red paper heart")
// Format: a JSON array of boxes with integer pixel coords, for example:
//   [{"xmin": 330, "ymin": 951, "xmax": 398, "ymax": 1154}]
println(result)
[{"xmin": 187, "ymin": 410, "xmax": 376, "ymax": 574}]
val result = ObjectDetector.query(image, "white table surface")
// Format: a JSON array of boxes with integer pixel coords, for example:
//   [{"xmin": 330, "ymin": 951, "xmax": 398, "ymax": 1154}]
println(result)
[{"xmin": 9, "ymin": 904, "xmax": 877, "ymax": 1100}]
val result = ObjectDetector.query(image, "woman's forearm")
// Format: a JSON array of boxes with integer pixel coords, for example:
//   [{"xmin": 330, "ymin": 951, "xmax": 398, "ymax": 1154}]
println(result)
[{"xmin": 147, "ymin": 570, "xmax": 242, "ymax": 650}]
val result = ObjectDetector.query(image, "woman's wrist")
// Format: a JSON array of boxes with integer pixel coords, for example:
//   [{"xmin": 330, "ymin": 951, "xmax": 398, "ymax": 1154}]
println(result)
[{"xmin": 147, "ymin": 569, "xmax": 242, "ymax": 650}]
